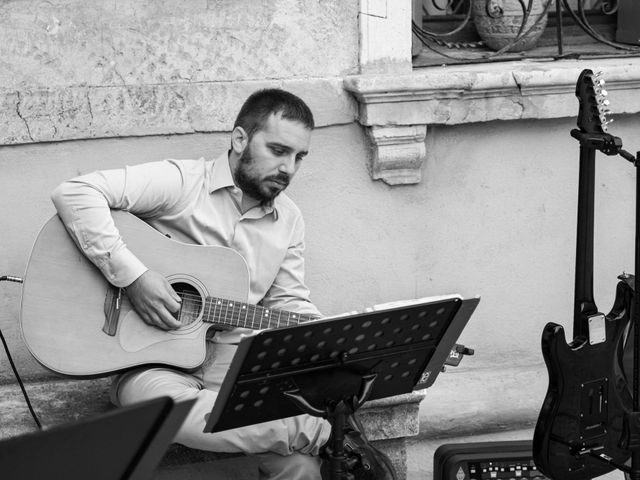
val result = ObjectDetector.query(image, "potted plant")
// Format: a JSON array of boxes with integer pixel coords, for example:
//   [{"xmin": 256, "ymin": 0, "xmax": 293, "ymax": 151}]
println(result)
[{"xmin": 471, "ymin": 0, "xmax": 551, "ymax": 52}]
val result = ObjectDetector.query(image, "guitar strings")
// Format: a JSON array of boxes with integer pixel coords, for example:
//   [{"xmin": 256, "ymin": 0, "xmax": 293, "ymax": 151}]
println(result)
[{"xmin": 169, "ymin": 291, "xmax": 303, "ymax": 328}]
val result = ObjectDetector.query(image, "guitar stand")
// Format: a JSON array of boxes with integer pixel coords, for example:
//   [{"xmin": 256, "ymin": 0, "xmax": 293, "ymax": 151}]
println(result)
[
  {"xmin": 620, "ymin": 146, "xmax": 640, "ymax": 480},
  {"xmin": 574, "ymin": 127, "xmax": 640, "ymax": 480}
]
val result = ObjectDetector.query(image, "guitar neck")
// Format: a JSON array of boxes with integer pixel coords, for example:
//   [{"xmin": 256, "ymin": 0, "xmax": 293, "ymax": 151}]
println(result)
[
  {"xmin": 202, "ymin": 297, "xmax": 312, "ymax": 330},
  {"xmin": 573, "ymin": 144, "xmax": 599, "ymax": 337}
]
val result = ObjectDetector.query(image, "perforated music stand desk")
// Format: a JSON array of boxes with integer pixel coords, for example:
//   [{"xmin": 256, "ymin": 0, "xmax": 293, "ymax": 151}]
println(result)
[
  {"xmin": 204, "ymin": 295, "xmax": 479, "ymax": 433},
  {"xmin": 0, "ymin": 396, "xmax": 195, "ymax": 480}
]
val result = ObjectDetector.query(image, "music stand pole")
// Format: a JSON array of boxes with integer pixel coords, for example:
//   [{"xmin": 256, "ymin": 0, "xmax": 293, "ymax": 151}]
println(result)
[{"xmin": 284, "ymin": 373, "xmax": 378, "ymax": 480}]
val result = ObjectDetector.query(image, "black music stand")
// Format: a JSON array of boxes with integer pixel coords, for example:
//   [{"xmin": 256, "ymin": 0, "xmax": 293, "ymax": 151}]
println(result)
[
  {"xmin": 0, "ymin": 396, "xmax": 195, "ymax": 480},
  {"xmin": 204, "ymin": 295, "xmax": 479, "ymax": 479}
]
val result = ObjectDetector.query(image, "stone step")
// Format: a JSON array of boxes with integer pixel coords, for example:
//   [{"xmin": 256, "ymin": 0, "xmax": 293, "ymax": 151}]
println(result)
[{"xmin": 0, "ymin": 378, "xmax": 426, "ymax": 479}]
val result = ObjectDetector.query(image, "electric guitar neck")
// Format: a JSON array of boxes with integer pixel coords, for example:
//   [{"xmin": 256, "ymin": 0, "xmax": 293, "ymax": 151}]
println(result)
[{"xmin": 572, "ymin": 68, "xmax": 611, "ymax": 339}]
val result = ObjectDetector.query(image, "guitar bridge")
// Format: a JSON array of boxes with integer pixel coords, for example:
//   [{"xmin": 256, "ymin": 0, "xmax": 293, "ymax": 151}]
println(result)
[{"xmin": 588, "ymin": 314, "xmax": 606, "ymax": 345}]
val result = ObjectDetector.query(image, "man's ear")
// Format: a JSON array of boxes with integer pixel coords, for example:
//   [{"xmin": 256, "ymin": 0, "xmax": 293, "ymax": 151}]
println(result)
[{"xmin": 231, "ymin": 126, "xmax": 249, "ymax": 154}]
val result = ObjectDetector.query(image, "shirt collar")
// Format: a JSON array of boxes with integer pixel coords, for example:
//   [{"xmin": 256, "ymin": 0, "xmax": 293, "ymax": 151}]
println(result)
[
  {"xmin": 210, "ymin": 152, "xmax": 236, "ymax": 192},
  {"xmin": 209, "ymin": 152, "xmax": 279, "ymax": 220}
]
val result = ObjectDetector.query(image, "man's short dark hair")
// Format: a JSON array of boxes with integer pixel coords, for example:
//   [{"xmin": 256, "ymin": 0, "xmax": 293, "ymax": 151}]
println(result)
[{"xmin": 233, "ymin": 88, "xmax": 315, "ymax": 138}]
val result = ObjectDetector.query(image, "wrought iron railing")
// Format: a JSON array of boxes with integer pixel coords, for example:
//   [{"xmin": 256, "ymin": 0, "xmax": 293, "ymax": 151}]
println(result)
[{"xmin": 412, "ymin": 0, "xmax": 640, "ymax": 64}]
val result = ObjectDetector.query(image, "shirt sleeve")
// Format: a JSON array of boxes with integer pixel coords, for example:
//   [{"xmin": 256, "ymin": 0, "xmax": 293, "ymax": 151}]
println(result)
[
  {"xmin": 50, "ymin": 161, "xmax": 186, "ymax": 287},
  {"xmin": 260, "ymin": 214, "xmax": 323, "ymax": 319}
]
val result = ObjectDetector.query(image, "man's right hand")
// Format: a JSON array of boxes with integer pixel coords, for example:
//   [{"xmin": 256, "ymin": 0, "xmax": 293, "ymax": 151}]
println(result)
[{"xmin": 125, "ymin": 270, "xmax": 183, "ymax": 330}]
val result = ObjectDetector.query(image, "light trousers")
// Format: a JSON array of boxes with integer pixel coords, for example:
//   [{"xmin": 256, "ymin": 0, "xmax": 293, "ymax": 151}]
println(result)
[{"xmin": 111, "ymin": 343, "xmax": 332, "ymax": 479}]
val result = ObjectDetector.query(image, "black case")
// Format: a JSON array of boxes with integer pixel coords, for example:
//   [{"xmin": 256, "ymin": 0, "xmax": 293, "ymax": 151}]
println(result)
[{"xmin": 434, "ymin": 440, "xmax": 549, "ymax": 480}]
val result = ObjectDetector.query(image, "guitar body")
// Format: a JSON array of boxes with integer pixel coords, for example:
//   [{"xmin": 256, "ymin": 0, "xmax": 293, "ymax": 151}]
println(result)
[
  {"xmin": 20, "ymin": 211, "xmax": 250, "ymax": 377},
  {"xmin": 534, "ymin": 281, "xmax": 633, "ymax": 479}
]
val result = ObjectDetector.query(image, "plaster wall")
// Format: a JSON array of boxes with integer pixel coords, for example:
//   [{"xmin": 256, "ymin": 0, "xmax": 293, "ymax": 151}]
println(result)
[{"xmin": 1, "ymin": 115, "xmax": 638, "ymax": 383}]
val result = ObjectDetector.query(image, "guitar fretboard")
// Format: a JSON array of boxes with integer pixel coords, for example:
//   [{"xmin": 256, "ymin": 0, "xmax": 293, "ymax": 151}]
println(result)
[{"xmin": 202, "ymin": 296, "xmax": 312, "ymax": 330}]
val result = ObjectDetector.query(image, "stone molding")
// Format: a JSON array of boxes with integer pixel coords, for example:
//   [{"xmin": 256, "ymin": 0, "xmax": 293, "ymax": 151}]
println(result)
[
  {"xmin": 0, "ymin": 78, "xmax": 357, "ymax": 146},
  {"xmin": 366, "ymin": 125, "xmax": 427, "ymax": 185},
  {"xmin": 344, "ymin": 57, "xmax": 640, "ymax": 185}
]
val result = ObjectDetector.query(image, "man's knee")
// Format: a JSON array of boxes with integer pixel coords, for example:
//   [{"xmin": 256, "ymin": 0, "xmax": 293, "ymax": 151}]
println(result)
[{"xmin": 111, "ymin": 367, "xmax": 203, "ymax": 407}]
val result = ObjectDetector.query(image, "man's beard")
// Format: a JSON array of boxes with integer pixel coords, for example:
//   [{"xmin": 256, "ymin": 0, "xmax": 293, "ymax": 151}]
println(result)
[{"xmin": 234, "ymin": 146, "xmax": 290, "ymax": 203}]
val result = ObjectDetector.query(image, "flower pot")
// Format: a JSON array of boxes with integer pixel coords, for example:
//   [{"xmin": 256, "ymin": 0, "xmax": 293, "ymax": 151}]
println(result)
[{"xmin": 472, "ymin": 0, "xmax": 549, "ymax": 52}]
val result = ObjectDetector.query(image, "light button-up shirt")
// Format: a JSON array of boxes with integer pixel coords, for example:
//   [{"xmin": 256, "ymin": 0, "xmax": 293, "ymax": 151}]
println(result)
[{"xmin": 51, "ymin": 153, "xmax": 322, "ymax": 333}]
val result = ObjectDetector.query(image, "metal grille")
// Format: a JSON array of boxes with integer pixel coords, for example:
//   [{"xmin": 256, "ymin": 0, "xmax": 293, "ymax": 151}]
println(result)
[{"xmin": 413, "ymin": 0, "xmax": 640, "ymax": 66}]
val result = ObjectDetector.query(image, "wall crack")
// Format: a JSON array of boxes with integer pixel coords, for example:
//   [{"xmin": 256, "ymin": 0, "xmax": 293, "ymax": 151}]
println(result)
[
  {"xmin": 85, "ymin": 90, "xmax": 94, "ymax": 122},
  {"xmin": 511, "ymin": 72, "xmax": 526, "ymax": 118},
  {"xmin": 15, "ymin": 91, "xmax": 34, "ymax": 142}
]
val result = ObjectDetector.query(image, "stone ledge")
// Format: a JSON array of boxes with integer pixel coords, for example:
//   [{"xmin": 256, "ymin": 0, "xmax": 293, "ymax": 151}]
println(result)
[
  {"xmin": 0, "ymin": 377, "xmax": 113, "ymax": 437},
  {"xmin": 343, "ymin": 56, "xmax": 640, "ymax": 184},
  {"xmin": 0, "ymin": 378, "xmax": 425, "ymax": 479},
  {"xmin": 344, "ymin": 57, "xmax": 640, "ymax": 126},
  {"xmin": 418, "ymin": 364, "xmax": 547, "ymax": 440}
]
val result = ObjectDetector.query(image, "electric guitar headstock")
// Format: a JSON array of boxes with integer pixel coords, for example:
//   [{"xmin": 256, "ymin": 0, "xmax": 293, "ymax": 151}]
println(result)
[{"xmin": 575, "ymin": 68, "xmax": 612, "ymax": 135}]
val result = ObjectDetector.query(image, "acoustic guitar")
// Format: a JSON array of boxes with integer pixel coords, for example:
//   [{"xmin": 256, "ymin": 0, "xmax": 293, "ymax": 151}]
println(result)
[
  {"xmin": 20, "ymin": 211, "xmax": 312, "ymax": 377},
  {"xmin": 533, "ymin": 69, "xmax": 633, "ymax": 479}
]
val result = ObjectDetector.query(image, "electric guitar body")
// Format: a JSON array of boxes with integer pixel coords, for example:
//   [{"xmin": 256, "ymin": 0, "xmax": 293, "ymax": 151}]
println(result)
[
  {"xmin": 533, "ymin": 69, "xmax": 633, "ymax": 479},
  {"xmin": 534, "ymin": 279, "xmax": 633, "ymax": 479}
]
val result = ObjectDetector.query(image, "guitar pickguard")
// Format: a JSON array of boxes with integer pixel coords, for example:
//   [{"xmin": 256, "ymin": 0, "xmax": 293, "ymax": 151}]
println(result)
[{"xmin": 579, "ymin": 378, "xmax": 609, "ymax": 440}]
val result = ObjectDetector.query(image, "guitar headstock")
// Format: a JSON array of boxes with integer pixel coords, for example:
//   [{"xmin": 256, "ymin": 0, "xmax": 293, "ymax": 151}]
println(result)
[{"xmin": 575, "ymin": 69, "xmax": 612, "ymax": 134}]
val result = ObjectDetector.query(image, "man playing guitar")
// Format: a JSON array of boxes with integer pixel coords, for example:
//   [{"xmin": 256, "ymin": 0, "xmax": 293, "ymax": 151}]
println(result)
[{"xmin": 50, "ymin": 88, "xmax": 387, "ymax": 480}]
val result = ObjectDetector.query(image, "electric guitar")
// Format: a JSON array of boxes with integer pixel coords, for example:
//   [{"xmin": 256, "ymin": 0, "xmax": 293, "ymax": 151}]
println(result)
[
  {"xmin": 20, "ymin": 210, "xmax": 313, "ymax": 377},
  {"xmin": 533, "ymin": 69, "xmax": 633, "ymax": 479}
]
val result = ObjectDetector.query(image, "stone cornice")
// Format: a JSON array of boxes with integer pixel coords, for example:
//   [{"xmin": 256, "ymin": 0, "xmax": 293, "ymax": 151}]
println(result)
[
  {"xmin": 343, "ymin": 57, "xmax": 640, "ymax": 184},
  {"xmin": 345, "ymin": 57, "xmax": 640, "ymax": 125}
]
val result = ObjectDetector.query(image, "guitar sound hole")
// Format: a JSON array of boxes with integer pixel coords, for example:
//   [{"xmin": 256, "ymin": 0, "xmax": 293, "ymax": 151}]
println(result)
[{"xmin": 171, "ymin": 282, "xmax": 203, "ymax": 326}]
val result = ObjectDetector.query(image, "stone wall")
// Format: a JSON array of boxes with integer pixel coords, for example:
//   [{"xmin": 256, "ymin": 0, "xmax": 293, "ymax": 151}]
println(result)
[{"xmin": 0, "ymin": 0, "xmax": 360, "ymax": 144}]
